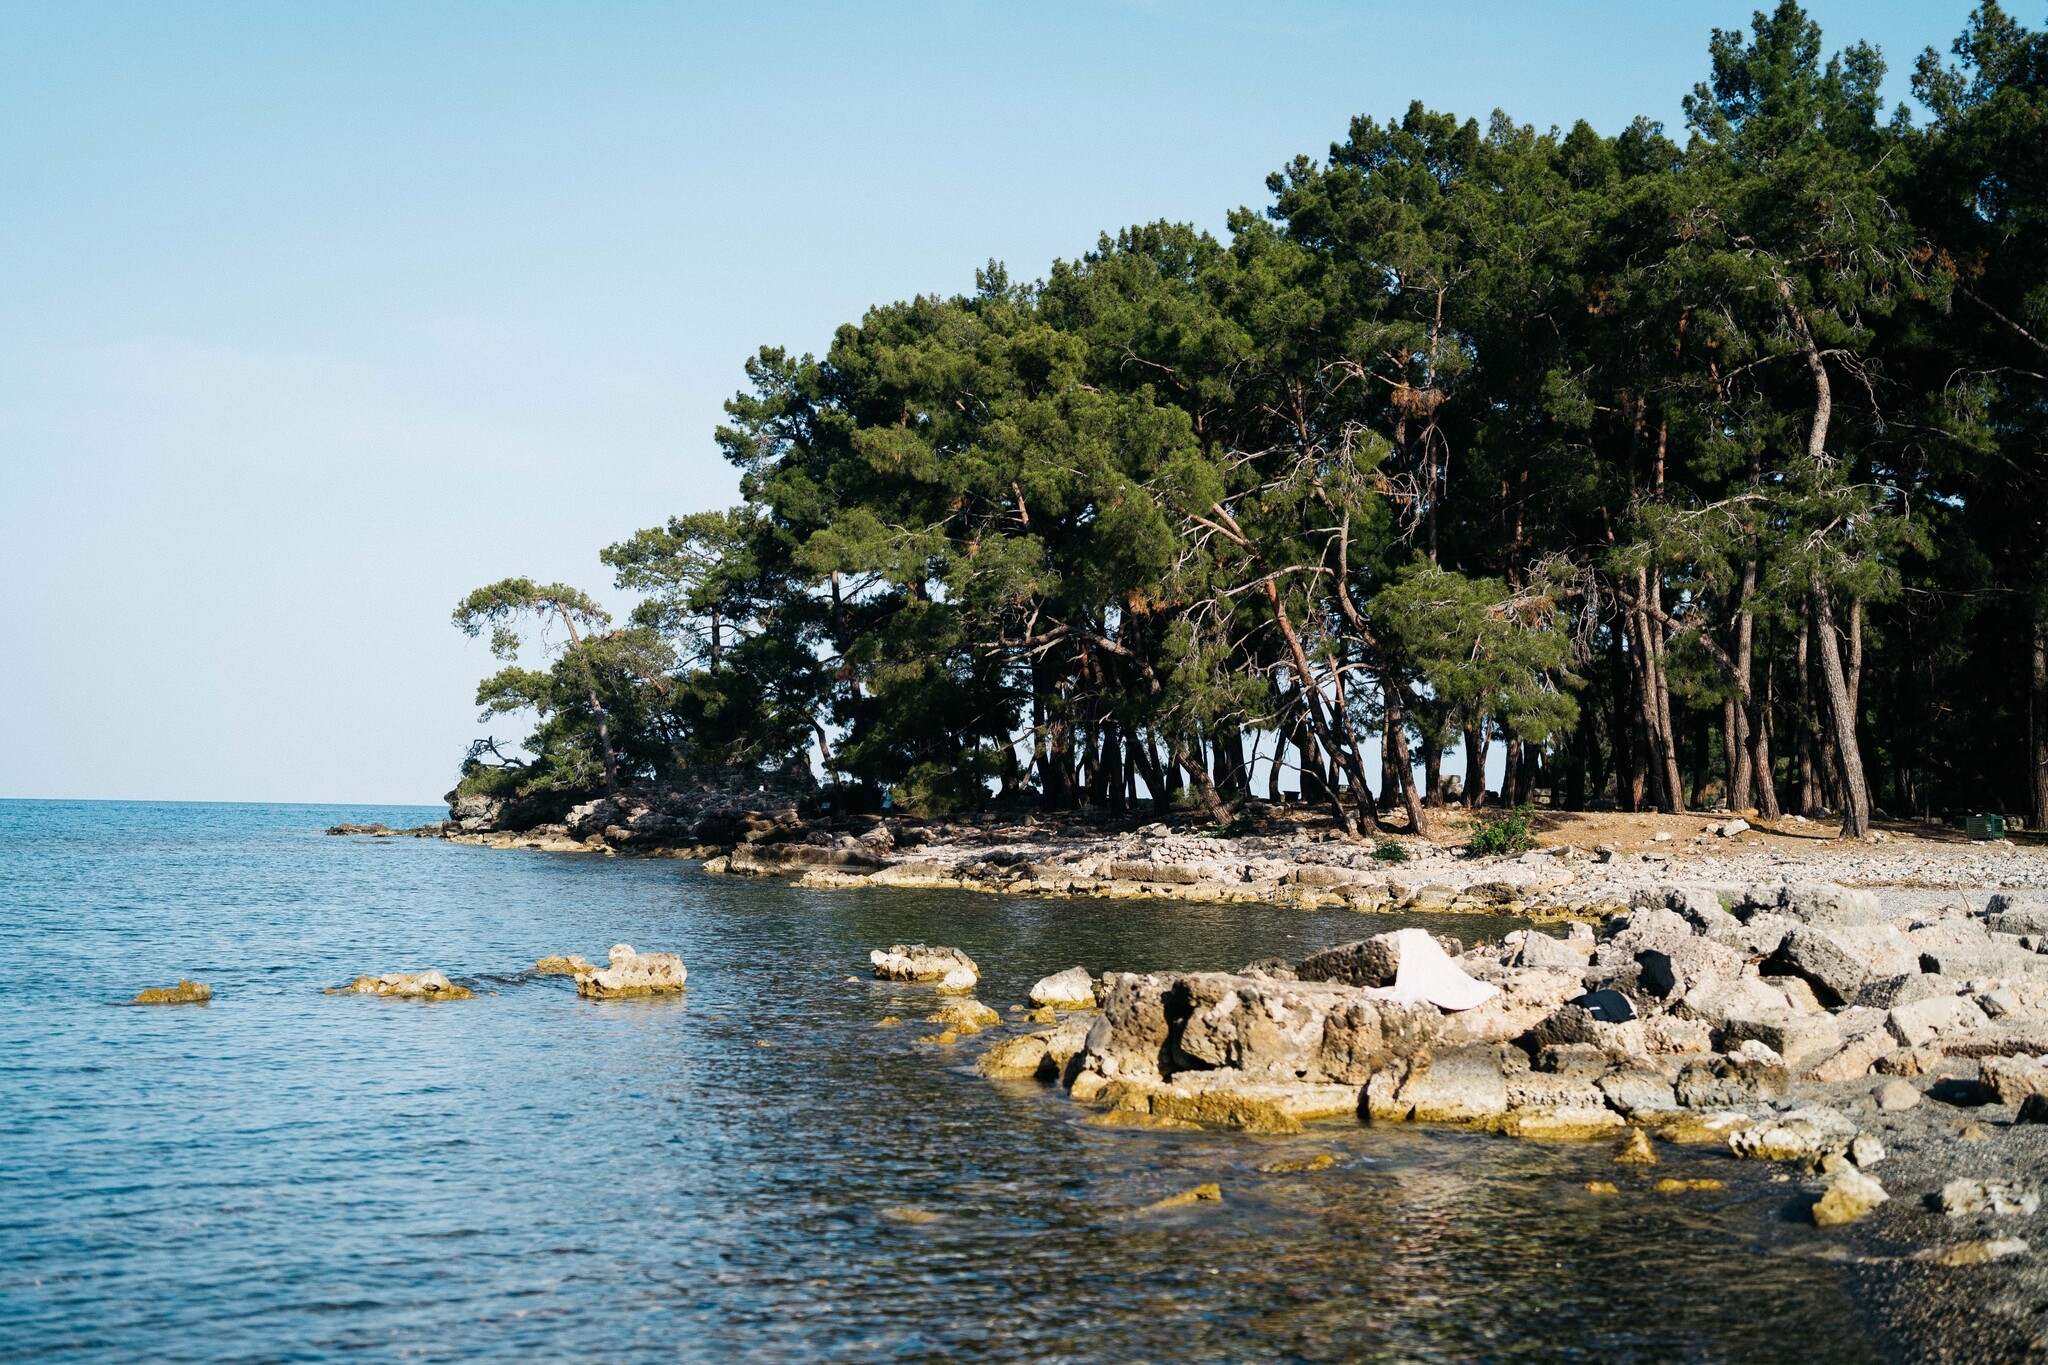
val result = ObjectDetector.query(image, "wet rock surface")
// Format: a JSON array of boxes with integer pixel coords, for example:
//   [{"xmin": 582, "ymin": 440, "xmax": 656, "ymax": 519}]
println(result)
[
  {"xmin": 575, "ymin": 944, "xmax": 688, "ymax": 999},
  {"xmin": 130, "ymin": 980, "xmax": 211, "ymax": 1005},
  {"xmin": 942, "ymin": 872, "xmax": 2048, "ymax": 1362},
  {"xmin": 328, "ymin": 970, "xmax": 473, "ymax": 1001}
]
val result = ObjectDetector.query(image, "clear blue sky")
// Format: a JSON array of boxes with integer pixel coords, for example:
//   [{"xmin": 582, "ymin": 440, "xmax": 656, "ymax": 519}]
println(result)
[{"xmin": 0, "ymin": 0, "xmax": 1990, "ymax": 803}]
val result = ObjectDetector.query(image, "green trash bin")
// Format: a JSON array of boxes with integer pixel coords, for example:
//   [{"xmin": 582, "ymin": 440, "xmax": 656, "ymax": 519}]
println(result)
[{"xmin": 1966, "ymin": 813, "xmax": 2006, "ymax": 841}]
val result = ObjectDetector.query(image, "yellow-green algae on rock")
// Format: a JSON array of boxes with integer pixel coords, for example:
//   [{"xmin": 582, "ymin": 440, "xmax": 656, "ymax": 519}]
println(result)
[{"xmin": 131, "ymin": 980, "xmax": 211, "ymax": 1005}]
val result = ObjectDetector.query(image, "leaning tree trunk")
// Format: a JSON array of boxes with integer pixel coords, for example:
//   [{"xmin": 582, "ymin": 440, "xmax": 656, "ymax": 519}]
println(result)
[
  {"xmin": 1810, "ymin": 579, "xmax": 1872, "ymax": 838},
  {"xmin": 1379, "ymin": 671, "xmax": 1432, "ymax": 837}
]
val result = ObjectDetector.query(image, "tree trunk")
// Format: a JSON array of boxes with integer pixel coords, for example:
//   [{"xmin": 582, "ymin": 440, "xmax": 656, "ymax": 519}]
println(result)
[
  {"xmin": 1422, "ymin": 731, "xmax": 1444, "ymax": 808},
  {"xmin": 1752, "ymin": 652, "xmax": 1782, "ymax": 819},
  {"xmin": 1380, "ymin": 673, "xmax": 1431, "ymax": 836},
  {"xmin": 1463, "ymin": 719, "xmax": 1488, "ymax": 807},
  {"xmin": 1797, "ymin": 609, "xmax": 1818, "ymax": 816},
  {"xmin": 1810, "ymin": 579, "xmax": 1872, "ymax": 838},
  {"xmin": 2034, "ymin": 622, "xmax": 2048, "ymax": 833}
]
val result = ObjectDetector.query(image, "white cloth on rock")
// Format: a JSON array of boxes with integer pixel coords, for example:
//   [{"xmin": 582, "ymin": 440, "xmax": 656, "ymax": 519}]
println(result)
[{"xmin": 1369, "ymin": 927, "xmax": 1500, "ymax": 1012}]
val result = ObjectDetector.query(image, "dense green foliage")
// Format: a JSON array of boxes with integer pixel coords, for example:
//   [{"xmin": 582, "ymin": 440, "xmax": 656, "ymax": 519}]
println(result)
[
  {"xmin": 1467, "ymin": 807, "xmax": 1541, "ymax": 858},
  {"xmin": 455, "ymin": 4, "xmax": 2048, "ymax": 838}
]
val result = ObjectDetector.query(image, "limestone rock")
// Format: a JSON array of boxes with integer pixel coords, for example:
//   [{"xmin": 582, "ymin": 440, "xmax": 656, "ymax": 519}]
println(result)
[
  {"xmin": 1730, "ymin": 1114, "xmax": 1852, "ymax": 1161},
  {"xmin": 1391, "ymin": 1045, "xmax": 1510, "ymax": 1123},
  {"xmin": 1935, "ymin": 1238, "xmax": 2030, "ymax": 1266},
  {"xmin": 1614, "ymin": 1129, "xmax": 1658, "ymax": 1165},
  {"xmin": 871, "ymin": 944, "xmax": 980, "ymax": 991},
  {"xmin": 1813, "ymin": 1168, "xmax": 1889, "ymax": 1226},
  {"xmin": 331, "ymin": 970, "xmax": 472, "ymax": 1001},
  {"xmin": 1887, "ymin": 994, "xmax": 1990, "ymax": 1048},
  {"xmin": 578, "ymin": 944, "xmax": 688, "ymax": 999},
  {"xmin": 1769, "ymin": 926, "xmax": 1871, "ymax": 1007},
  {"xmin": 1675, "ymin": 1053, "xmax": 1789, "ymax": 1108},
  {"xmin": 926, "ymin": 999, "xmax": 1000, "ymax": 1033},
  {"xmin": 1718, "ymin": 1010, "xmax": 1843, "ymax": 1072},
  {"xmin": 1980, "ymin": 1055, "xmax": 2048, "ymax": 1106},
  {"xmin": 1874, "ymin": 1078, "xmax": 1922, "ymax": 1111},
  {"xmin": 535, "ymin": 953, "xmax": 594, "ymax": 976},
  {"xmin": 1940, "ymin": 1179, "xmax": 2041, "ymax": 1216},
  {"xmin": 1028, "ymin": 966, "xmax": 1096, "ymax": 1010},
  {"xmin": 131, "ymin": 980, "xmax": 211, "ymax": 1005}
]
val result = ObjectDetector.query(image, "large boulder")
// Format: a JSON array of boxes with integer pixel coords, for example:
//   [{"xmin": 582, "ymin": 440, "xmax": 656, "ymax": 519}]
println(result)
[
  {"xmin": 1675, "ymin": 1053, "xmax": 1789, "ymax": 1108},
  {"xmin": 1083, "ymin": 973, "xmax": 1176, "ymax": 1081},
  {"xmin": 1770, "ymin": 883, "xmax": 1889, "ymax": 928},
  {"xmin": 1717, "ymin": 1010, "xmax": 1844, "ymax": 1072},
  {"xmin": 1886, "ymin": 994, "xmax": 1990, "ymax": 1048},
  {"xmin": 1317, "ymin": 996, "xmax": 1445, "ymax": 1082},
  {"xmin": 1767, "ymin": 926, "xmax": 1872, "ymax": 1008},
  {"xmin": 1983, "ymin": 892, "xmax": 2048, "ymax": 936},
  {"xmin": 1172, "ymin": 977, "xmax": 1335, "ymax": 1082},
  {"xmin": 1385, "ymin": 1045, "xmax": 1511, "ymax": 1123}
]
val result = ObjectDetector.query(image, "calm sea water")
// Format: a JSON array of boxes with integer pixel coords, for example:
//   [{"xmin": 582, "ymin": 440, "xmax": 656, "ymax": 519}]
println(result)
[{"xmin": 0, "ymin": 800, "xmax": 1893, "ymax": 1362}]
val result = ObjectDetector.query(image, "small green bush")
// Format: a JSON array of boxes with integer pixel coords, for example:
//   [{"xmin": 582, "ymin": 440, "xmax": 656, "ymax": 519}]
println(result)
[
  {"xmin": 1467, "ymin": 805, "xmax": 1539, "ymax": 857},
  {"xmin": 1372, "ymin": 837, "xmax": 1410, "ymax": 863}
]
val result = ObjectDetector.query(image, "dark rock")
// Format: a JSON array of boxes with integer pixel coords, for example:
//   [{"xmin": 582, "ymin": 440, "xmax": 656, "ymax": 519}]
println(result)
[{"xmin": 1296, "ymin": 933, "xmax": 1461, "ymax": 989}]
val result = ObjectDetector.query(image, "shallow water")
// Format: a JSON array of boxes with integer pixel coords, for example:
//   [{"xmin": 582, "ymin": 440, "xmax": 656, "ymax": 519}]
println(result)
[{"xmin": 0, "ymin": 800, "xmax": 1893, "ymax": 1362}]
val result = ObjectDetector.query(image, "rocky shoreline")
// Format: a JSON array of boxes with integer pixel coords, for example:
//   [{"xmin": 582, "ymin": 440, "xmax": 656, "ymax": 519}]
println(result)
[
  {"xmin": 907, "ymin": 880, "xmax": 2048, "ymax": 1361},
  {"xmin": 337, "ymin": 792, "xmax": 2048, "ymax": 1356}
]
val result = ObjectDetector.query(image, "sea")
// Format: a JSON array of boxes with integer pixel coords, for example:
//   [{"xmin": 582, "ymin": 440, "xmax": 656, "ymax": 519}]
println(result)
[{"xmin": 0, "ymin": 799, "xmax": 1891, "ymax": 1361}]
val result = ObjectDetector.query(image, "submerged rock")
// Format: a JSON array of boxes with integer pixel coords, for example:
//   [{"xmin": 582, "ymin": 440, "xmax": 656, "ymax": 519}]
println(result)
[
  {"xmin": 330, "ymin": 970, "xmax": 472, "ymax": 1000},
  {"xmin": 577, "ymin": 944, "xmax": 688, "ymax": 999},
  {"xmin": 535, "ymin": 953, "xmax": 594, "ymax": 976},
  {"xmin": 871, "ymin": 944, "xmax": 979, "ymax": 993},
  {"xmin": 1136, "ymin": 1183, "xmax": 1222, "ymax": 1213},
  {"xmin": 131, "ymin": 980, "xmax": 211, "ymax": 1005}
]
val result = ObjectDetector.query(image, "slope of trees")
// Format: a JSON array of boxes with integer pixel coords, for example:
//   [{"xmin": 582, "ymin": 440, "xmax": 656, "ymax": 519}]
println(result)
[{"xmin": 453, "ymin": 3, "xmax": 2048, "ymax": 838}]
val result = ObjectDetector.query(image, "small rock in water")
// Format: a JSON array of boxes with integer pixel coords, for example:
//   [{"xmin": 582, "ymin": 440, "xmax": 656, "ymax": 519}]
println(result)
[
  {"xmin": 131, "ymin": 980, "xmax": 211, "ymax": 1005},
  {"xmin": 915, "ymin": 1029, "xmax": 960, "ymax": 1045},
  {"xmin": 535, "ymin": 954, "xmax": 594, "ymax": 976},
  {"xmin": 1614, "ymin": 1130, "xmax": 1658, "ymax": 1166},
  {"xmin": 577, "ymin": 944, "xmax": 687, "ymax": 999},
  {"xmin": 1875, "ymin": 1078, "xmax": 1922, "ymax": 1112},
  {"xmin": 1812, "ymin": 1168, "xmax": 1888, "ymax": 1226},
  {"xmin": 1028, "ymin": 966, "xmax": 1096, "ymax": 1009},
  {"xmin": 1138, "ymin": 1183, "xmax": 1222, "ymax": 1214},
  {"xmin": 1936, "ymin": 1238, "xmax": 2030, "ymax": 1266},
  {"xmin": 329, "ymin": 970, "xmax": 471, "ymax": 1001},
  {"xmin": 1584, "ymin": 1180, "xmax": 1620, "ymax": 1195},
  {"xmin": 925, "ymin": 999, "xmax": 999, "ymax": 1034},
  {"xmin": 875, "ymin": 1016, "xmax": 901, "ymax": 1027},
  {"xmin": 1654, "ymin": 1178, "xmax": 1725, "ymax": 1193},
  {"xmin": 870, "ymin": 943, "xmax": 980, "ymax": 992}
]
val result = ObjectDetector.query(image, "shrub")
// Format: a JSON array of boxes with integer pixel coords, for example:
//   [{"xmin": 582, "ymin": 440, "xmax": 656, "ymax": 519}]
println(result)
[
  {"xmin": 1372, "ymin": 837, "xmax": 1410, "ymax": 863},
  {"xmin": 1467, "ymin": 805, "xmax": 1538, "ymax": 857}
]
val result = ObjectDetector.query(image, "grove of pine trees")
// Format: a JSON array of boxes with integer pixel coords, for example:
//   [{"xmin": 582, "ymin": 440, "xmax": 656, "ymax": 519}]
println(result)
[{"xmin": 454, "ymin": 4, "xmax": 2048, "ymax": 841}]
